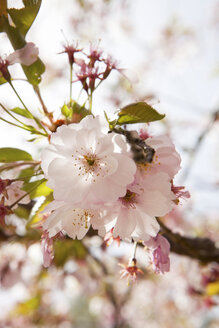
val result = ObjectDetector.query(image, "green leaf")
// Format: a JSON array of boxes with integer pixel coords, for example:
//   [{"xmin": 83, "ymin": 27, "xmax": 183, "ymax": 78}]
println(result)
[
  {"xmin": 11, "ymin": 107, "xmax": 33, "ymax": 118},
  {"xmin": 14, "ymin": 204, "xmax": 33, "ymax": 220},
  {"xmin": 22, "ymin": 59, "xmax": 45, "ymax": 85},
  {"xmin": 68, "ymin": 101, "xmax": 90, "ymax": 120},
  {"xmin": 23, "ymin": 179, "xmax": 52, "ymax": 199},
  {"xmin": 117, "ymin": 102, "xmax": 165, "ymax": 125},
  {"xmin": 0, "ymin": 147, "xmax": 33, "ymax": 162},
  {"xmin": 27, "ymin": 137, "xmax": 37, "ymax": 142},
  {"xmin": 27, "ymin": 193, "xmax": 53, "ymax": 228},
  {"xmin": 72, "ymin": 101, "xmax": 90, "ymax": 117},
  {"xmin": 7, "ymin": 0, "xmax": 42, "ymax": 37},
  {"xmin": 54, "ymin": 240, "xmax": 87, "ymax": 267},
  {"xmin": 18, "ymin": 167, "xmax": 35, "ymax": 181},
  {"xmin": 0, "ymin": 75, "xmax": 7, "ymax": 85},
  {"xmin": 61, "ymin": 104, "xmax": 71, "ymax": 118}
]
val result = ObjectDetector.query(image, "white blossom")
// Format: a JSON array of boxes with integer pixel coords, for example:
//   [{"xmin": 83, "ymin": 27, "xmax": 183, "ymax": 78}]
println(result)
[
  {"xmin": 141, "ymin": 135, "xmax": 181, "ymax": 179},
  {"xmin": 43, "ymin": 200, "xmax": 96, "ymax": 240},
  {"xmin": 41, "ymin": 115, "xmax": 136, "ymax": 207},
  {"xmin": 92, "ymin": 171, "xmax": 175, "ymax": 241}
]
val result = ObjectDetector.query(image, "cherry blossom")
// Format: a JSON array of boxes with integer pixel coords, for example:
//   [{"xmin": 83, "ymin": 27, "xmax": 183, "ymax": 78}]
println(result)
[
  {"xmin": 0, "ymin": 43, "xmax": 39, "ymax": 81},
  {"xmin": 41, "ymin": 115, "xmax": 136, "ymax": 207},
  {"xmin": 41, "ymin": 230, "xmax": 55, "ymax": 268},
  {"xmin": 61, "ymin": 42, "xmax": 82, "ymax": 66},
  {"xmin": 4, "ymin": 181, "xmax": 30, "ymax": 208},
  {"xmin": 145, "ymin": 234, "xmax": 171, "ymax": 274},
  {"xmin": 171, "ymin": 183, "xmax": 190, "ymax": 202},
  {"xmin": 6, "ymin": 42, "xmax": 39, "ymax": 66},
  {"xmin": 140, "ymin": 135, "xmax": 181, "ymax": 179},
  {"xmin": 92, "ymin": 171, "xmax": 175, "ymax": 241},
  {"xmin": 119, "ymin": 259, "xmax": 143, "ymax": 284},
  {"xmin": 102, "ymin": 228, "xmax": 121, "ymax": 248},
  {"xmin": 43, "ymin": 200, "xmax": 97, "ymax": 240}
]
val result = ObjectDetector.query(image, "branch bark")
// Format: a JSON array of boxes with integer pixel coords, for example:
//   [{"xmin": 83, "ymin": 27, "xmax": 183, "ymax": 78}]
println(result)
[
  {"xmin": 157, "ymin": 218, "xmax": 219, "ymax": 263},
  {"xmin": 1, "ymin": 223, "xmax": 219, "ymax": 264}
]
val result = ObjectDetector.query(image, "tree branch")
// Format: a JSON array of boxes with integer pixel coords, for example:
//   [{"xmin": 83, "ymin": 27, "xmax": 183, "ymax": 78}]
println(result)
[
  {"xmin": 1, "ymin": 223, "xmax": 219, "ymax": 264},
  {"xmin": 157, "ymin": 218, "xmax": 219, "ymax": 264}
]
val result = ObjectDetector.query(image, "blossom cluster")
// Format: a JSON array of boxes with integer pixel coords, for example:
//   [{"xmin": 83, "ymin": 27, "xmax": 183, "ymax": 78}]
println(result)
[
  {"xmin": 62, "ymin": 42, "xmax": 118, "ymax": 93},
  {"xmin": 41, "ymin": 115, "xmax": 184, "ymax": 272}
]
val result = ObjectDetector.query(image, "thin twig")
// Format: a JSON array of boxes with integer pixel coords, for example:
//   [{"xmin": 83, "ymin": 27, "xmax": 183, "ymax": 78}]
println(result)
[
  {"xmin": 0, "ymin": 161, "xmax": 41, "ymax": 173},
  {"xmin": 33, "ymin": 85, "xmax": 50, "ymax": 117}
]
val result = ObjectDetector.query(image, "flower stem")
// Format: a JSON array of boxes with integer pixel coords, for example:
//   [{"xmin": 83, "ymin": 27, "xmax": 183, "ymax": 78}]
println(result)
[
  {"xmin": 0, "ymin": 117, "xmax": 48, "ymax": 137},
  {"xmin": 9, "ymin": 81, "xmax": 30, "ymax": 113},
  {"xmin": 0, "ymin": 161, "xmax": 41, "ymax": 173},
  {"xmin": 89, "ymin": 91, "xmax": 93, "ymax": 113},
  {"xmin": 33, "ymin": 85, "xmax": 50, "ymax": 117},
  {"xmin": 9, "ymin": 82, "xmax": 49, "ymax": 136},
  {"xmin": 132, "ymin": 241, "xmax": 138, "ymax": 261},
  {"xmin": 70, "ymin": 64, "xmax": 73, "ymax": 105},
  {"xmin": 0, "ymin": 103, "xmax": 27, "ymax": 126}
]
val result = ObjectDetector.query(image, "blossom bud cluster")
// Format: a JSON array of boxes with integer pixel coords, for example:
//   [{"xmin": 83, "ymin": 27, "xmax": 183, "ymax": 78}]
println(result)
[
  {"xmin": 62, "ymin": 43, "xmax": 118, "ymax": 93},
  {"xmin": 41, "ymin": 115, "xmax": 185, "ymax": 271}
]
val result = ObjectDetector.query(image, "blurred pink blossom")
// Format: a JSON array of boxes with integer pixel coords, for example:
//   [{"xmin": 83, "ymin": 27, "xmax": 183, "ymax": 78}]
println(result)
[
  {"xmin": 145, "ymin": 234, "xmax": 170, "ymax": 274},
  {"xmin": 7, "ymin": 42, "xmax": 39, "ymax": 66}
]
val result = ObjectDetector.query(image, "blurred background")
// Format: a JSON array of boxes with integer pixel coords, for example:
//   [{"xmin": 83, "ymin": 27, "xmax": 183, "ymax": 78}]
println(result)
[{"xmin": 0, "ymin": 0, "xmax": 219, "ymax": 327}]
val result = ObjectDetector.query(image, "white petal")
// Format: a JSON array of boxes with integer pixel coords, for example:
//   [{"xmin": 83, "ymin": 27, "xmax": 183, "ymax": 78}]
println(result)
[{"xmin": 113, "ymin": 208, "xmax": 136, "ymax": 239}]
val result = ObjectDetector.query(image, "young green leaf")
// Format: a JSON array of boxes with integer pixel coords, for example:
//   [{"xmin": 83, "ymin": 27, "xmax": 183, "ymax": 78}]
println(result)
[
  {"xmin": 70, "ymin": 101, "xmax": 90, "ymax": 119},
  {"xmin": 61, "ymin": 104, "xmax": 71, "ymax": 118},
  {"xmin": 14, "ymin": 203, "xmax": 33, "ymax": 220},
  {"xmin": 22, "ymin": 59, "xmax": 45, "ymax": 85},
  {"xmin": 0, "ymin": 147, "xmax": 33, "ymax": 162},
  {"xmin": 11, "ymin": 107, "xmax": 33, "ymax": 118},
  {"xmin": 117, "ymin": 102, "xmax": 165, "ymax": 125},
  {"xmin": 7, "ymin": 0, "xmax": 42, "ymax": 37},
  {"xmin": 18, "ymin": 167, "xmax": 35, "ymax": 181},
  {"xmin": 23, "ymin": 180, "xmax": 52, "ymax": 199}
]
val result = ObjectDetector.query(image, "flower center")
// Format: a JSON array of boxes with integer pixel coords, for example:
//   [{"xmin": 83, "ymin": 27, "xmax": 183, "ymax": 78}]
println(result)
[
  {"xmin": 84, "ymin": 155, "xmax": 95, "ymax": 166},
  {"xmin": 72, "ymin": 150, "xmax": 109, "ymax": 183},
  {"xmin": 123, "ymin": 190, "xmax": 136, "ymax": 202},
  {"xmin": 120, "ymin": 190, "xmax": 137, "ymax": 208}
]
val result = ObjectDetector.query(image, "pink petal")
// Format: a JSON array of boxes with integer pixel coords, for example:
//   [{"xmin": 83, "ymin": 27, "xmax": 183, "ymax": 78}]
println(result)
[{"xmin": 7, "ymin": 43, "xmax": 39, "ymax": 66}]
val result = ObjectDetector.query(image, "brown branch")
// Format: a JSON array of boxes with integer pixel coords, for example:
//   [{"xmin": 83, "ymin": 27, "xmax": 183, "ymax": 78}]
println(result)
[
  {"xmin": 0, "ymin": 160, "xmax": 41, "ymax": 172},
  {"xmin": 88, "ymin": 226, "xmax": 219, "ymax": 264},
  {"xmin": 33, "ymin": 85, "xmax": 56, "ymax": 131},
  {"xmin": 33, "ymin": 85, "xmax": 50, "ymax": 117},
  {"xmin": 157, "ymin": 218, "xmax": 219, "ymax": 264},
  {"xmin": 1, "ymin": 223, "xmax": 219, "ymax": 264}
]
